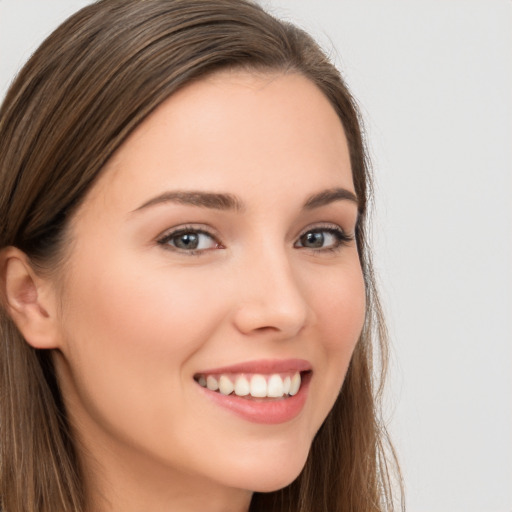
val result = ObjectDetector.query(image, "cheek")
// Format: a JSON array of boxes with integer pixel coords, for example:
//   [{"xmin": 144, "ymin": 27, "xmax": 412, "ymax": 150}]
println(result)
[
  {"xmin": 57, "ymin": 255, "xmax": 226, "ymax": 434},
  {"xmin": 313, "ymin": 259, "xmax": 366, "ymax": 351},
  {"xmin": 64, "ymin": 255, "xmax": 223, "ymax": 355},
  {"xmin": 305, "ymin": 259, "xmax": 366, "ymax": 419}
]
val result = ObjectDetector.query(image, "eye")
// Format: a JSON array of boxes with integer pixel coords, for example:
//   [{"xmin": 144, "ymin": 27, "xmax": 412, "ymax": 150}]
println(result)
[
  {"xmin": 157, "ymin": 227, "xmax": 221, "ymax": 253},
  {"xmin": 294, "ymin": 226, "xmax": 352, "ymax": 251}
]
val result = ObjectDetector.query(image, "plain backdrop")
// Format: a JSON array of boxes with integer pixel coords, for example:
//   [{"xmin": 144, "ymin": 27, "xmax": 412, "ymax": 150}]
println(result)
[{"xmin": 1, "ymin": 1, "xmax": 511, "ymax": 511}]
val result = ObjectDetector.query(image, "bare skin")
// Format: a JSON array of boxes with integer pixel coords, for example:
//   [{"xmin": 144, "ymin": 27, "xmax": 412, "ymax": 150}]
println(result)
[{"xmin": 3, "ymin": 71, "xmax": 365, "ymax": 511}]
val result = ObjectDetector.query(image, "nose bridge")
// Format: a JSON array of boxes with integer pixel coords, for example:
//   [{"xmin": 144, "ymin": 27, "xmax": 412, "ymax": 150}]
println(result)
[{"xmin": 232, "ymin": 241, "xmax": 311, "ymax": 338}]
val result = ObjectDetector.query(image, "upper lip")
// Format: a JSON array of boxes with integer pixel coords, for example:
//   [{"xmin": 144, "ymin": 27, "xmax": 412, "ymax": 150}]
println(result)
[{"xmin": 195, "ymin": 358, "xmax": 312, "ymax": 375}]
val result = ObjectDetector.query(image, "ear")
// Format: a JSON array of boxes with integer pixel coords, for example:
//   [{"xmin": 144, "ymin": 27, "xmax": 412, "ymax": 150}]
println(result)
[{"xmin": 0, "ymin": 247, "xmax": 61, "ymax": 349}]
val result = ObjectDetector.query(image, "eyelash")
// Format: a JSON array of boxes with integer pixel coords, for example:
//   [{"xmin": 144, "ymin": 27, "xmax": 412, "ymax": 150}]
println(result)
[
  {"xmin": 157, "ymin": 224, "xmax": 354, "ymax": 256},
  {"xmin": 294, "ymin": 224, "xmax": 354, "ymax": 253},
  {"xmin": 157, "ymin": 225, "xmax": 222, "ymax": 256}
]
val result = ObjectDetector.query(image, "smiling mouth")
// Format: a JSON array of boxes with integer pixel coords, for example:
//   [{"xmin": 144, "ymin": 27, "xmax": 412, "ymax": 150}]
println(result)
[{"xmin": 194, "ymin": 371, "xmax": 311, "ymax": 399}]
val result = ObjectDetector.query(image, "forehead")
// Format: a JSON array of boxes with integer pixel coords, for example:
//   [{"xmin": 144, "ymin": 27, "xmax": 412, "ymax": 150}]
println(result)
[{"xmin": 79, "ymin": 70, "xmax": 354, "ymax": 216}]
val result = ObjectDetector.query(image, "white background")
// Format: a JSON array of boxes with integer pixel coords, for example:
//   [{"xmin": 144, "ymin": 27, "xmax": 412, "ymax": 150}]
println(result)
[{"xmin": 1, "ymin": 1, "xmax": 511, "ymax": 511}]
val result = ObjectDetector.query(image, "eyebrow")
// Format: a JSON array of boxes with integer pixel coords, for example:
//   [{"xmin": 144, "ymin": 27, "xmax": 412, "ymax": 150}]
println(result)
[
  {"xmin": 133, "ymin": 191, "xmax": 245, "ymax": 212},
  {"xmin": 302, "ymin": 187, "xmax": 358, "ymax": 209},
  {"xmin": 132, "ymin": 187, "xmax": 358, "ymax": 213}
]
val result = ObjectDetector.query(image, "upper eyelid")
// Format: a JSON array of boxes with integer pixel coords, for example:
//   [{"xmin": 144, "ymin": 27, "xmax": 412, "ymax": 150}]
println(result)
[
  {"xmin": 157, "ymin": 224, "xmax": 219, "ymax": 241},
  {"xmin": 156, "ymin": 227, "xmax": 221, "ymax": 255},
  {"xmin": 155, "ymin": 222, "xmax": 351, "ymax": 249},
  {"xmin": 296, "ymin": 222, "xmax": 348, "ymax": 237},
  {"xmin": 294, "ymin": 224, "xmax": 354, "ymax": 248},
  {"xmin": 157, "ymin": 222, "xmax": 345, "ymax": 235}
]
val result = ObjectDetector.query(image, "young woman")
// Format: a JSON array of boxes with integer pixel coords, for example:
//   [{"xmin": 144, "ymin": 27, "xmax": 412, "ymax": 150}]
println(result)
[{"xmin": 0, "ymin": 1, "xmax": 402, "ymax": 511}]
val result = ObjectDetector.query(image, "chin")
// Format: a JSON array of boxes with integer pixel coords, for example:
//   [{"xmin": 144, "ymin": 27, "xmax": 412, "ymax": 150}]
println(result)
[
  {"xmin": 248, "ymin": 471, "xmax": 303, "ymax": 494},
  {"xmin": 222, "ymin": 445, "xmax": 310, "ymax": 493}
]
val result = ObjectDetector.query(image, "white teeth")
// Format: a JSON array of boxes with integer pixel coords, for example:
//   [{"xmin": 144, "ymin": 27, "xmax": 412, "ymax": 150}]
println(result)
[
  {"xmin": 219, "ymin": 375, "xmax": 234, "ymax": 395},
  {"xmin": 198, "ymin": 371, "xmax": 304, "ymax": 398},
  {"xmin": 267, "ymin": 374, "xmax": 284, "ymax": 397},
  {"xmin": 250, "ymin": 375, "xmax": 267, "ymax": 397},
  {"xmin": 234, "ymin": 375, "xmax": 250, "ymax": 396},
  {"xmin": 283, "ymin": 376, "xmax": 291, "ymax": 395},
  {"xmin": 206, "ymin": 375, "xmax": 219, "ymax": 391},
  {"xmin": 289, "ymin": 372, "xmax": 301, "ymax": 396}
]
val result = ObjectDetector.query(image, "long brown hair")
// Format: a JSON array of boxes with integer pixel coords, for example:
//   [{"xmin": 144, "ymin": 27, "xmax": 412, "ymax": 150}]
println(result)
[{"xmin": 0, "ymin": 1, "xmax": 402, "ymax": 510}]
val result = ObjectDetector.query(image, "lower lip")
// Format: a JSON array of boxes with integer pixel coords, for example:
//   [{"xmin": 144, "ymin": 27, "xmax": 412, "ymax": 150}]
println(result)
[{"xmin": 197, "ymin": 372, "xmax": 311, "ymax": 425}]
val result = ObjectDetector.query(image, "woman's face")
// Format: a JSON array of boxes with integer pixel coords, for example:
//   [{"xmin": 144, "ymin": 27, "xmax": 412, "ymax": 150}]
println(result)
[{"xmin": 52, "ymin": 71, "xmax": 365, "ymax": 502}]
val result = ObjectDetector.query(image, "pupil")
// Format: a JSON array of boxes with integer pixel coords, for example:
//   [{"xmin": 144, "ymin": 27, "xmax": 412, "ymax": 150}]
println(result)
[
  {"xmin": 303, "ymin": 232, "xmax": 324, "ymax": 248},
  {"xmin": 176, "ymin": 233, "xmax": 199, "ymax": 249}
]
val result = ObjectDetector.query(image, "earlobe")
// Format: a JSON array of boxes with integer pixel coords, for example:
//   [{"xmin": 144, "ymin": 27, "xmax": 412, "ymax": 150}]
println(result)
[{"xmin": 0, "ymin": 247, "xmax": 60, "ymax": 349}]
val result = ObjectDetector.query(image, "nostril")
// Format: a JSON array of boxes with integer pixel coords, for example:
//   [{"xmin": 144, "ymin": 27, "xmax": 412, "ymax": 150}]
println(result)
[
  {"xmin": 253, "ymin": 325, "xmax": 280, "ymax": 333},
  {"xmin": 232, "ymin": 297, "xmax": 309, "ymax": 339}
]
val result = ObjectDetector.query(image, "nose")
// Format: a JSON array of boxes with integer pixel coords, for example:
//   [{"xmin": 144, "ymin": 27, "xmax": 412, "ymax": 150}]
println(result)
[{"xmin": 231, "ymin": 249, "xmax": 312, "ymax": 339}]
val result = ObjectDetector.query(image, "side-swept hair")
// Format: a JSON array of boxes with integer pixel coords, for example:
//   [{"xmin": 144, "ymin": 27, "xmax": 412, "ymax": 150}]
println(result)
[{"xmin": 0, "ymin": 1, "xmax": 402, "ymax": 510}]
